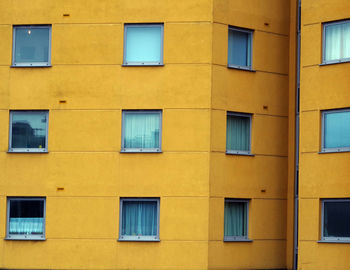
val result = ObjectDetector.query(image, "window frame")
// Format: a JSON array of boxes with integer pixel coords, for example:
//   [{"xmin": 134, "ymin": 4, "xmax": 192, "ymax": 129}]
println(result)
[
  {"xmin": 321, "ymin": 108, "xmax": 350, "ymax": 153},
  {"xmin": 227, "ymin": 26, "xmax": 253, "ymax": 70},
  {"xmin": 6, "ymin": 197, "xmax": 46, "ymax": 240},
  {"xmin": 322, "ymin": 20, "xmax": 350, "ymax": 65},
  {"xmin": 118, "ymin": 197, "xmax": 160, "ymax": 242},
  {"xmin": 8, "ymin": 110, "xmax": 49, "ymax": 153},
  {"xmin": 123, "ymin": 23, "xmax": 164, "ymax": 66},
  {"xmin": 121, "ymin": 110, "xmax": 162, "ymax": 153},
  {"xmin": 12, "ymin": 25, "xmax": 52, "ymax": 67},
  {"xmin": 224, "ymin": 198, "xmax": 250, "ymax": 242},
  {"xmin": 226, "ymin": 112, "xmax": 252, "ymax": 155},
  {"xmin": 321, "ymin": 199, "xmax": 350, "ymax": 242}
]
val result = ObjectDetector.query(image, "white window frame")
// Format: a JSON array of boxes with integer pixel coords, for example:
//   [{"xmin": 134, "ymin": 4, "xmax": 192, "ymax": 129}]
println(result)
[
  {"xmin": 321, "ymin": 199, "xmax": 350, "ymax": 242},
  {"xmin": 321, "ymin": 108, "xmax": 350, "ymax": 153},
  {"xmin": 8, "ymin": 110, "xmax": 49, "ymax": 153},
  {"xmin": 12, "ymin": 25, "xmax": 52, "ymax": 67},
  {"xmin": 6, "ymin": 197, "xmax": 46, "ymax": 240},
  {"xmin": 322, "ymin": 20, "xmax": 350, "ymax": 64},
  {"xmin": 123, "ymin": 23, "xmax": 164, "ymax": 66},
  {"xmin": 224, "ymin": 199, "xmax": 250, "ymax": 242},
  {"xmin": 226, "ymin": 112, "xmax": 252, "ymax": 155},
  {"xmin": 121, "ymin": 110, "xmax": 162, "ymax": 153},
  {"xmin": 119, "ymin": 198, "xmax": 160, "ymax": 241},
  {"xmin": 227, "ymin": 26, "xmax": 253, "ymax": 70}
]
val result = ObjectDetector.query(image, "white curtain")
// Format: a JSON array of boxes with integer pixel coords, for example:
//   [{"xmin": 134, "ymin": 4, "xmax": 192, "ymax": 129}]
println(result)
[
  {"xmin": 325, "ymin": 22, "xmax": 350, "ymax": 61},
  {"xmin": 9, "ymin": 217, "xmax": 44, "ymax": 234},
  {"xmin": 224, "ymin": 202, "xmax": 247, "ymax": 237},
  {"xmin": 226, "ymin": 115, "xmax": 250, "ymax": 152}
]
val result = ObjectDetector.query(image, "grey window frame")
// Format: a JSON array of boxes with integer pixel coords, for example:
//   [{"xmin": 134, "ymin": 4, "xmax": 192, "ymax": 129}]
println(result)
[
  {"xmin": 6, "ymin": 197, "xmax": 46, "ymax": 240},
  {"xmin": 227, "ymin": 26, "xmax": 253, "ymax": 70},
  {"xmin": 121, "ymin": 110, "xmax": 162, "ymax": 153},
  {"xmin": 321, "ymin": 108, "xmax": 350, "ymax": 153},
  {"xmin": 8, "ymin": 110, "xmax": 49, "ymax": 153},
  {"xmin": 118, "ymin": 197, "xmax": 160, "ymax": 242},
  {"xmin": 224, "ymin": 198, "xmax": 250, "ymax": 242},
  {"xmin": 123, "ymin": 23, "xmax": 164, "ymax": 66},
  {"xmin": 321, "ymin": 199, "xmax": 350, "ymax": 242},
  {"xmin": 226, "ymin": 112, "xmax": 252, "ymax": 155},
  {"xmin": 12, "ymin": 25, "xmax": 52, "ymax": 67}
]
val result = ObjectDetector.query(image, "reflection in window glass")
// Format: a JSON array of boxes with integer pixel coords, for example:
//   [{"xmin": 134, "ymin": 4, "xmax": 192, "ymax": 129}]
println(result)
[
  {"xmin": 10, "ymin": 111, "xmax": 48, "ymax": 151},
  {"xmin": 228, "ymin": 27, "xmax": 252, "ymax": 68},
  {"xmin": 323, "ymin": 110, "xmax": 350, "ymax": 151},
  {"xmin": 323, "ymin": 200, "xmax": 350, "ymax": 239}
]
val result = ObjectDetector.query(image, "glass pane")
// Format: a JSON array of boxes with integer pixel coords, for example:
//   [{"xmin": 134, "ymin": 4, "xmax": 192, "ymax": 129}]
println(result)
[
  {"xmin": 324, "ymin": 201, "xmax": 350, "ymax": 238},
  {"xmin": 226, "ymin": 115, "xmax": 250, "ymax": 152},
  {"xmin": 125, "ymin": 26, "xmax": 162, "ymax": 63},
  {"xmin": 324, "ymin": 111, "xmax": 350, "ymax": 149},
  {"xmin": 9, "ymin": 200, "xmax": 44, "ymax": 235},
  {"xmin": 342, "ymin": 22, "xmax": 350, "ymax": 59},
  {"xmin": 228, "ymin": 29, "xmax": 250, "ymax": 67},
  {"xmin": 122, "ymin": 201, "xmax": 158, "ymax": 236},
  {"xmin": 123, "ymin": 112, "xmax": 160, "ymax": 149},
  {"xmin": 11, "ymin": 112, "xmax": 47, "ymax": 149},
  {"xmin": 224, "ymin": 201, "xmax": 247, "ymax": 237},
  {"xmin": 15, "ymin": 27, "xmax": 50, "ymax": 63},
  {"xmin": 325, "ymin": 24, "xmax": 341, "ymax": 61}
]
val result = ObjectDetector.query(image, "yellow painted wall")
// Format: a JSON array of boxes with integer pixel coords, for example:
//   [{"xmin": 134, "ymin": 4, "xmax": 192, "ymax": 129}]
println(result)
[
  {"xmin": 299, "ymin": 0, "xmax": 350, "ymax": 269},
  {"xmin": 0, "ymin": 0, "xmax": 292, "ymax": 269}
]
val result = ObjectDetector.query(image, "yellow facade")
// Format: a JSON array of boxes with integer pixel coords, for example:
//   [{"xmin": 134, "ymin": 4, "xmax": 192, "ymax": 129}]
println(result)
[{"xmin": 1, "ymin": 0, "xmax": 349, "ymax": 270}]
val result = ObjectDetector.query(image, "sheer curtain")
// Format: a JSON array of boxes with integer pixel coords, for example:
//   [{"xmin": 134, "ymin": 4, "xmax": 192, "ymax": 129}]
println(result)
[
  {"xmin": 226, "ymin": 115, "xmax": 250, "ymax": 151},
  {"xmin": 123, "ymin": 112, "xmax": 160, "ymax": 149},
  {"xmin": 122, "ymin": 201, "xmax": 157, "ymax": 236},
  {"xmin": 325, "ymin": 22, "xmax": 350, "ymax": 61},
  {"xmin": 224, "ymin": 202, "xmax": 247, "ymax": 237},
  {"xmin": 9, "ymin": 218, "xmax": 44, "ymax": 234},
  {"xmin": 228, "ymin": 30, "xmax": 250, "ymax": 67}
]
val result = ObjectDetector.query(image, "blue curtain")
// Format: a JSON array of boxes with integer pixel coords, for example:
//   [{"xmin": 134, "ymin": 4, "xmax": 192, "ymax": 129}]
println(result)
[
  {"xmin": 224, "ymin": 202, "xmax": 247, "ymax": 237},
  {"xmin": 123, "ymin": 112, "xmax": 160, "ymax": 149},
  {"xmin": 125, "ymin": 26, "xmax": 162, "ymax": 63},
  {"xmin": 122, "ymin": 201, "xmax": 157, "ymax": 236},
  {"xmin": 9, "ymin": 218, "xmax": 44, "ymax": 234},
  {"xmin": 15, "ymin": 28, "xmax": 49, "ymax": 63},
  {"xmin": 226, "ymin": 115, "xmax": 250, "ymax": 152},
  {"xmin": 324, "ymin": 111, "xmax": 350, "ymax": 148},
  {"xmin": 228, "ymin": 29, "xmax": 251, "ymax": 67}
]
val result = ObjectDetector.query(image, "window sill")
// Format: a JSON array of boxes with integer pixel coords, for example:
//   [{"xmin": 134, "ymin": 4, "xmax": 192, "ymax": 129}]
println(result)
[
  {"xmin": 319, "ymin": 149, "xmax": 350, "ymax": 154},
  {"xmin": 224, "ymin": 238, "xmax": 252, "ymax": 242},
  {"xmin": 8, "ymin": 150, "xmax": 48, "ymax": 153},
  {"xmin": 320, "ymin": 59, "xmax": 350, "ymax": 66},
  {"xmin": 120, "ymin": 149, "xmax": 162, "ymax": 153},
  {"xmin": 11, "ymin": 64, "xmax": 52, "ymax": 68},
  {"xmin": 122, "ymin": 63, "xmax": 164, "ymax": 67},
  {"xmin": 227, "ymin": 65, "xmax": 255, "ymax": 72},
  {"xmin": 118, "ymin": 238, "xmax": 160, "ymax": 242},
  {"xmin": 318, "ymin": 240, "xmax": 350, "ymax": 244},
  {"xmin": 5, "ymin": 236, "xmax": 46, "ymax": 241},
  {"xmin": 226, "ymin": 151, "xmax": 254, "ymax": 156}
]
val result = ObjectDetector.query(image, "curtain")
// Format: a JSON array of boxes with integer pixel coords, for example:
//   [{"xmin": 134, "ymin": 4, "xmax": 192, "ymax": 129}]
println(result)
[
  {"xmin": 224, "ymin": 202, "xmax": 247, "ymax": 237},
  {"xmin": 342, "ymin": 23, "xmax": 350, "ymax": 59},
  {"xmin": 324, "ymin": 111, "xmax": 350, "ymax": 148},
  {"xmin": 123, "ymin": 112, "xmax": 160, "ymax": 149},
  {"xmin": 125, "ymin": 26, "xmax": 162, "ymax": 63},
  {"xmin": 9, "ymin": 217, "xmax": 44, "ymax": 234},
  {"xmin": 226, "ymin": 115, "xmax": 250, "ymax": 151},
  {"xmin": 228, "ymin": 29, "xmax": 250, "ymax": 67},
  {"xmin": 325, "ymin": 22, "xmax": 350, "ymax": 61},
  {"xmin": 122, "ymin": 201, "xmax": 157, "ymax": 236},
  {"xmin": 15, "ymin": 28, "xmax": 49, "ymax": 63}
]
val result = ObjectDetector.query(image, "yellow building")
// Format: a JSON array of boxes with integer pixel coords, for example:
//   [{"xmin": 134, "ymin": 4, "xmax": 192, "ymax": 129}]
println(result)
[{"xmin": 0, "ymin": 0, "xmax": 349, "ymax": 270}]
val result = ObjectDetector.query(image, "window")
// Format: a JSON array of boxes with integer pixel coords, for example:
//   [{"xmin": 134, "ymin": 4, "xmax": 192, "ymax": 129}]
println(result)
[
  {"xmin": 224, "ymin": 199, "xmax": 249, "ymax": 241},
  {"xmin": 6, "ymin": 197, "xmax": 46, "ymax": 240},
  {"xmin": 12, "ymin": 25, "xmax": 51, "ymax": 67},
  {"xmin": 119, "ymin": 198, "xmax": 160, "ymax": 241},
  {"xmin": 123, "ymin": 24, "xmax": 164, "ymax": 66},
  {"xmin": 9, "ymin": 111, "xmax": 49, "ymax": 153},
  {"xmin": 226, "ymin": 112, "xmax": 252, "ymax": 155},
  {"xmin": 321, "ymin": 109, "xmax": 350, "ymax": 152},
  {"xmin": 121, "ymin": 110, "xmax": 162, "ymax": 152},
  {"xmin": 321, "ymin": 199, "xmax": 350, "ymax": 242},
  {"xmin": 228, "ymin": 26, "xmax": 253, "ymax": 69},
  {"xmin": 323, "ymin": 20, "xmax": 350, "ymax": 64}
]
